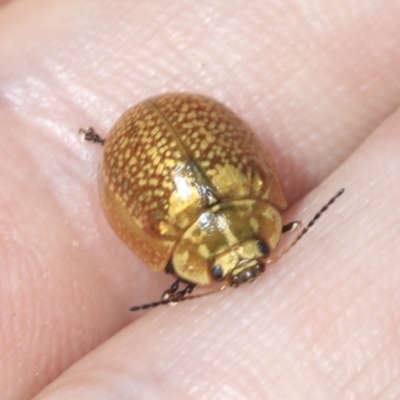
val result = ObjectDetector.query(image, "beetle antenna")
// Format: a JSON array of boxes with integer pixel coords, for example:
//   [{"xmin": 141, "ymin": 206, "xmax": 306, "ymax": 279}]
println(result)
[
  {"xmin": 129, "ymin": 286, "xmax": 226, "ymax": 312},
  {"xmin": 267, "ymin": 188, "xmax": 344, "ymax": 264}
]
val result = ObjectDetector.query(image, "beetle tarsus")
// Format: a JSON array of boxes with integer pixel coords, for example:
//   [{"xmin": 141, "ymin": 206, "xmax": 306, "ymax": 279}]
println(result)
[
  {"xmin": 282, "ymin": 220, "xmax": 301, "ymax": 233},
  {"xmin": 162, "ymin": 279, "xmax": 180, "ymax": 300},
  {"xmin": 79, "ymin": 127, "xmax": 106, "ymax": 145}
]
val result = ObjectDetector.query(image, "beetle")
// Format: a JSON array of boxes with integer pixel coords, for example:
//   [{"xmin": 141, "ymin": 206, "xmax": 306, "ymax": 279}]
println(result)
[{"xmin": 80, "ymin": 93, "xmax": 343, "ymax": 310}]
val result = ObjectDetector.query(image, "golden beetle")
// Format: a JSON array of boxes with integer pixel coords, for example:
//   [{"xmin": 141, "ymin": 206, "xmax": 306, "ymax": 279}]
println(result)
[{"xmin": 81, "ymin": 93, "xmax": 343, "ymax": 310}]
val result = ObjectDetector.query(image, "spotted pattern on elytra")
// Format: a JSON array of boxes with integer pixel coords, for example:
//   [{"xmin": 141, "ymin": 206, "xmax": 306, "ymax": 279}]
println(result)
[
  {"xmin": 99, "ymin": 93, "xmax": 287, "ymax": 272},
  {"xmin": 154, "ymin": 94, "xmax": 284, "ymax": 202}
]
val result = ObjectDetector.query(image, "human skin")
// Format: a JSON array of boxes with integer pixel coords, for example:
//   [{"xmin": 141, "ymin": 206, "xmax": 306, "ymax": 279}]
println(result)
[{"xmin": 1, "ymin": 0, "xmax": 400, "ymax": 399}]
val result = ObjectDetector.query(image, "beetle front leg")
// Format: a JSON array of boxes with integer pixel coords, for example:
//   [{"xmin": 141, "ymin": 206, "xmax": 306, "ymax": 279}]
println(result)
[
  {"xmin": 162, "ymin": 280, "xmax": 196, "ymax": 302},
  {"xmin": 162, "ymin": 279, "xmax": 180, "ymax": 300},
  {"xmin": 163, "ymin": 261, "xmax": 197, "ymax": 301},
  {"xmin": 175, "ymin": 283, "xmax": 196, "ymax": 300}
]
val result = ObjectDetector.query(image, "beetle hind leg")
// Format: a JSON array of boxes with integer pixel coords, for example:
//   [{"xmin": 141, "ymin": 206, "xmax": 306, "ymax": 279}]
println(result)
[
  {"xmin": 282, "ymin": 220, "xmax": 302, "ymax": 233},
  {"xmin": 79, "ymin": 127, "xmax": 106, "ymax": 145}
]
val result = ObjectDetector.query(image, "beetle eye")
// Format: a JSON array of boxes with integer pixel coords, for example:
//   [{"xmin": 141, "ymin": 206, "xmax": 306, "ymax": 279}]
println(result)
[
  {"xmin": 212, "ymin": 264, "xmax": 224, "ymax": 281},
  {"xmin": 257, "ymin": 241, "xmax": 270, "ymax": 257}
]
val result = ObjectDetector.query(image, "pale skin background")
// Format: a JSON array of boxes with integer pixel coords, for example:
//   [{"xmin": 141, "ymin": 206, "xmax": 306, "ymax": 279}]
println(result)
[{"xmin": 1, "ymin": 0, "xmax": 400, "ymax": 399}]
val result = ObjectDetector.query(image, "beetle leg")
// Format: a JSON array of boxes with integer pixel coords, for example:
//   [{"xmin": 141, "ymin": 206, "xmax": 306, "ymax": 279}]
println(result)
[
  {"xmin": 162, "ymin": 279, "xmax": 180, "ymax": 300},
  {"xmin": 162, "ymin": 280, "xmax": 196, "ymax": 302},
  {"xmin": 282, "ymin": 220, "xmax": 302, "ymax": 234},
  {"xmin": 162, "ymin": 279, "xmax": 190, "ymax": 300},
  {"xmin": 163, "ymin": 262, "xmax": 197, "ymax": 301},
  {"xmin": 164, "ymin": 260, "xmax": 175, "ymax": 275},
  {"xmin": 170, "ymin": 283, "xmax": 196, "ymax": 303},
  {"xmin": 175, "ymin": 283, "xmax": 196, "ymax": 299},
  {"xmin": 79, "ymin": 127, "xmax": 106, "ymax": 145}
]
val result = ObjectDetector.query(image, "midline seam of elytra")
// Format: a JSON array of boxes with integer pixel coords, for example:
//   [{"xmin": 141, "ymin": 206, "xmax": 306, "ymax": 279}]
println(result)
[{"xmin": 148, "ymin": 99, "xmax": 220, "ymax": 200}]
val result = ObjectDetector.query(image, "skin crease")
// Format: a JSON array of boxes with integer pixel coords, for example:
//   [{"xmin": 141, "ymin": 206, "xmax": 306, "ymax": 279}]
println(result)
[{"xmin": 0, "ymin": 0, "xmax": 400, "ymax": 399}]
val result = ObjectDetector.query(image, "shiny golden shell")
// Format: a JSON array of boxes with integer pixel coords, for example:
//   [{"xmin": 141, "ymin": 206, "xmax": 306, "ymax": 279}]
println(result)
[{"xmin": 99, "ymin": 93, "xmax": 287, "ymax": 273}]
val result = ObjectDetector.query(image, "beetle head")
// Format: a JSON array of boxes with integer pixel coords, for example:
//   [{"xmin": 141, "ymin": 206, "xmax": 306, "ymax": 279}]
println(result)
[{"xmin": 211, "ymin": 239, "xmax": 270, "ymax": 286}]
